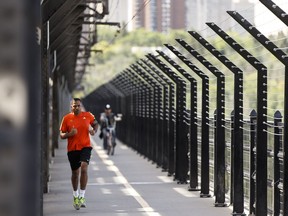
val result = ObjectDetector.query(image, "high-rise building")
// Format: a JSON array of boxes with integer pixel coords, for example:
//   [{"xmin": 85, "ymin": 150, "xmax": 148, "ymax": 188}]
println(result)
[
  {"xmin": 133, "ymin": 0, "xmax": 175, "ymax": 32},
  {"xmin": 104, "ymin": 0, "xmax": 133, "ymax": 31},
  {"xmin": 106, "ymin": 0, "xmax": 185, "ymax": 33},
  {"xmin": 170, "ymin": 0, "xmax": 186, "ymax": 30},
  {"xmin": 186, "ymin": 0, "xmax": 233, "ymax": 32},
  {"xmin": 105, "ymin": 0, "xmax": 255, "ymax": 34}
]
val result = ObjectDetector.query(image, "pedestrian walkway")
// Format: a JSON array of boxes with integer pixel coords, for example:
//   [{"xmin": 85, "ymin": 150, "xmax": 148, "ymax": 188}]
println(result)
[{"xmin": 43, "ymin": 134, "xmax": 233, "ymax": 216}]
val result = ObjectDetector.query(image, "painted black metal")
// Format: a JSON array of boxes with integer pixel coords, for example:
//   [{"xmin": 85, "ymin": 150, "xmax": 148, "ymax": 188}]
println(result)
[
  {"xmin": 260, "ymin": 0, "xmax": 288, "ymax": 27},
  {"xmin": 157, "ymin": 49, "xmax": 199, "ymax": 191},
  {"xmin": 141, "ymin": 59, "xmax": 176, "ymax": 176},
  {"xmin": 41, "ymin": 21, "xmax": 50, "ymax": 195},
  {"xmin": 207, "ymin": 22, "xmax": 268, "ymax": 214},
  {"xmin": 227, "ymin": 11, "xmax": 288, "ymax": 215},
  {"xmin": 189, "ymin": 30, "xmax": 245, "ymax": 214},
  {"xmin": 274, "ymin": 110, "xmax": 282, "ymax": 216},
  {"xmin": 131, "ymin": 64, "xmax": 164, "ymax": 166},
  {"xmin": 137, "ymin": 60, "xmax": 171, "ymax": 171},
  {"xmin": 146, "ymin": 53, "xmax": 189, "ymax": 184},
  {"xmin": 249, "ymin": 110, "xmax": 257, "ymax": 215},
  {"xmin": 176, "ymin": 39, "xmax": 226, "ymax": 206},
  {"xmin": 165, "ymin": 45, "xmax": 211, "ymax": 197},
  {"xmin": 127, "ymin": 67, "xmax": 156, "ymax": 157}
]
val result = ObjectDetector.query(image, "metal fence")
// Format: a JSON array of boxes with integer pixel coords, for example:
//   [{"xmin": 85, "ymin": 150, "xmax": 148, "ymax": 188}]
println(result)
[{"xmin": 82, "ymin": 1, "xmax": 288, "ymax": 215}]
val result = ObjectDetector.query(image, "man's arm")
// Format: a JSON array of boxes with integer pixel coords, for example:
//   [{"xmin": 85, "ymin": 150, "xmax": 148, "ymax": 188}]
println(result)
[
  {"xmin": 89, "ymin": 119, "xmax": 98, "ymax": 136},
  {"xmin": 114, "ymin": 113, "xmax": 122, "ymax": 121},
  {"xmin": 60, "ymin": 128, "xmax": 77, "ymax": 139},
  {"xmin": 59, "ymin": 116, "xmax": 77, "ymax": 139}
]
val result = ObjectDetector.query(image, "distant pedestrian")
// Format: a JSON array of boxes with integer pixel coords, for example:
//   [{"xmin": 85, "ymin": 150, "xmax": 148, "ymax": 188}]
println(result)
[
  {"xmin": 59, "ymin": 98, "xmax": 98, "ymax": 210},
  {"xmin": 99, "ymin": 104, "xmax": 121, "ymax": 155}
]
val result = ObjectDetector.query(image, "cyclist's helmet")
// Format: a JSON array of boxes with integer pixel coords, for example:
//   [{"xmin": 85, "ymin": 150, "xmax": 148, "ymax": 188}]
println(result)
[{"xmin": 105, "ymin": 104, "xmax": 111, "ymax": 109}]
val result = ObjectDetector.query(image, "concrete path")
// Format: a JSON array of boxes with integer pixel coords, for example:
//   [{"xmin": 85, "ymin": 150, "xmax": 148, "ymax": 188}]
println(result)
[{"xmin": 43, "ymin": 135, "xmax": 233, "ymax": 216}]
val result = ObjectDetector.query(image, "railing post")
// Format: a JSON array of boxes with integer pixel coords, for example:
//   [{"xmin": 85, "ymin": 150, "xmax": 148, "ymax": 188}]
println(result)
[
  {"xmin": 230, "ymin": 110, "xmax": 235, "ymax": 205},
  {"xmin": 142, "ymin": 60, "xmax": 176, "ymax": 177},
  {"xmin": 157, "ymin": 49, "xmax": 199, "ymax": 191},
  {"xmin": 249, "ymin": 109, "xmax": 257, "ymax": 215},
  {"xmin": 214, "ymin": 109, "xmax": 217, "ymax": 197},
  {"xmin": 227, "ymin": 11, "xmax": 288, "ymax": 215},
  {"xmin": 274, "ymin": 110, "xmax": 282, "ymax": 216},
  {"xmin": 138, "ymin": 60, "xmax": 170, "ymax": 171},
  {"xmin": 147, "ymin": 54, "xmax": 189, "ymax": 184},
  {"xmin": 188, "ymin": 31, "xmax": 245, "ymax": 214},
  {"xmin": 207, "ymin": 22, "xmax": 268, "ymax": 214},
  {"xmin": 176, "ymin": 39, "xmax": 226, "ymax": 206},
  {"xmin": 138, "ymin": 59, "xmax": 175, "ymax": 176},
  {"xmin": 166, "ymin": 46, "xmax": 211, "ymax": 197}
]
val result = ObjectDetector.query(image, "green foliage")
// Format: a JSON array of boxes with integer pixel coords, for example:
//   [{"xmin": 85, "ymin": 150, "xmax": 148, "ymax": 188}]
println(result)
[
  {"xmin": 75, "ymin": 28, "xmax": 193, "ymax": 97},
  {"xmin": 75, "ymin": 28, "xmax": 287, "ymax": 116}
]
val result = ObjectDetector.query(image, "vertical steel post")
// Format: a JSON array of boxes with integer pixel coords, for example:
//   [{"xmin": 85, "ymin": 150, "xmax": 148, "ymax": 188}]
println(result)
[
  {"xmin": 147, "ymin": 54, "xmax": 189, "ymax": 184},
  {"xmin": 131, "ymin": 64, "xmax": 163, "ymax": 165},
  {"xmin": 166, "ymin": 47, "xmax": 211, "ymax": 197},
  {"xmin": 189, "ymin": 31, "xmax": 244, "ymax": 214},
  {"xmin": 274, "ymin": 111, "xmax": 282, "ymax": 216},
  {"xmin": 227, "ymin": 11, "xmax": 288, "ymax": 215},
  {"xmin": 207, "ymin": 22, "xmax": 268, "ymax": 214},
  {"xmin": 142, "ymin": 60, "xmax": 176, "ymax": 176},
  {"xmin": 138, "ymin": 61, "xmax": 170, "ymax": 171},
  {"xmin": 249, "ymin": 110, "xmax": 257, "ymax": 215},
  {"xmin": 176, "ymin": 39, "xmax": 226, "ymax": 206},
  {"xmin": 157, "ymin": 49, "xmax": 199, "ymax": 191},
  {"xmin": 41, "ymin": 15, "xmax": 50, "ymax": 196}
]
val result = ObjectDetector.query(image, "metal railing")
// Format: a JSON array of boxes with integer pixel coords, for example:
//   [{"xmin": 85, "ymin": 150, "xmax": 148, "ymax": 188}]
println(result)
[{"xmin": 76, "ymin": 0, "xmax": 288, "ymax": 215}]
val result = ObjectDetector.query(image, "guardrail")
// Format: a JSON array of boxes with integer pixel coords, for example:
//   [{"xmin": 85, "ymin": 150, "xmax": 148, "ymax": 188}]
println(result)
[{"xmin": 79, "ymin": 0, "xmax": 288, "ymax": 215}]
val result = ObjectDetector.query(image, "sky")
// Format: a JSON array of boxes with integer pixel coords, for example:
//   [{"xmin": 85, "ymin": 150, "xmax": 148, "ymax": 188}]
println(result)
[{"xmin": 252, "ymin": 0, "xmax": 288, "ymax": 35}]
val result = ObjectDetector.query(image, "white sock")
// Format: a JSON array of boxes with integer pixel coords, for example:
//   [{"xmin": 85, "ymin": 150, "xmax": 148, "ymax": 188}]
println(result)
[
  {"xmin": 79, "ymin": 189, "xmax": 85, "ymax": 198},
  {"xmin": 73, "ymin": 190, "xmax": 79, "ymax": 198}
]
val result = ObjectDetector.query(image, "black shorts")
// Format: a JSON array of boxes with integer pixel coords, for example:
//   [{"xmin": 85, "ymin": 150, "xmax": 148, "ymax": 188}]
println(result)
[{"xmin": 67, "ymin": 147, "xmax": 92, "ymax": 170}]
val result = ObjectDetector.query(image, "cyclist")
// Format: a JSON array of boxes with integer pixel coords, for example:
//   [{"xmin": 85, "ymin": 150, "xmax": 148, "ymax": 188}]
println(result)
[{"xmin": 99, "ymin": 104, "xmax": 121, "ymax": 155}]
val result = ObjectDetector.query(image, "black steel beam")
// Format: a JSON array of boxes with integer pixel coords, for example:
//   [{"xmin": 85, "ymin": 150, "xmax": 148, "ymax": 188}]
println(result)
[
  {"xmin": 259, "ymin": 0, "xmax": 288, "ymax": 26},
  {"xmin": 176, "ymin": 38, "xmax": 226, "ymax": 207},
  {"xmin": 147, "ymin": 53, "xmax": 189, "ymax": 184},
  {"xmin": 156, "ymin": 49, "xmax": 199, "ymax": 191},
  {"xmin": 207, "ymin": 22, "xmax": 267, "ymax": 215},
  {"xmin": 165, "ymin": 44, "xmax": 211, "ymax": 198},
  {"xmin": 189, "ymin": 30, "xmax": 244, "ymax": 215}
]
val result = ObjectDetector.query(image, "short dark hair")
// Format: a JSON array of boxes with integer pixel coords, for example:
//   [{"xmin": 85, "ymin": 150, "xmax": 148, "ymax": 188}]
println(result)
[
  {"xmin": 73, "ymin": 98, "xmax": 81, "ymax": 102},
  {"xmin": 70, "ymin": 98, "xmax": 81, "ymax": 106}
]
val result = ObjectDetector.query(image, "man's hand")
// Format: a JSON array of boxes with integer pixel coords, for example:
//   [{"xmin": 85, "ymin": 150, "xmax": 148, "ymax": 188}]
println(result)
[
  {"xmin": 60, "ymin": 128, "xmax": 77, "ymax": 139},
  {"xmin": 89, "ymin": 129, "xmax": 96, "ymax": 136},
  {"xmin": 70, "ymin": 128, "xmax": 77, "ymax": 136}
]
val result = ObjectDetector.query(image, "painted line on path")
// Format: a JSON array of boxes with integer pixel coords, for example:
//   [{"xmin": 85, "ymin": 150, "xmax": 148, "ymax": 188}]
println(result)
[{"xmin": 91, "ymin": 139, "xmax": 161, "ymax": 216}]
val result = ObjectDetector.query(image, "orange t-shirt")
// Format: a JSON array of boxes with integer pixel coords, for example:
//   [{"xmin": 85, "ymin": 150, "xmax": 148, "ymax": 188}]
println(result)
[{"xmin": 60, "ymin": 111, "xmax": 95, "ymax": 152}]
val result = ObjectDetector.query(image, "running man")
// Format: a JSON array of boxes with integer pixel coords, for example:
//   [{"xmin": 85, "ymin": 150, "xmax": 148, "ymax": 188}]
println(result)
[{"xmin": 59, "ymin": 98, "xmax": 98, "ymax": 210}]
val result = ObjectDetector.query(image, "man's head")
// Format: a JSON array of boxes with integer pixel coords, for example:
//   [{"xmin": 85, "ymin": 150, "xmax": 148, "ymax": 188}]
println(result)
[
  {"xmin": 71, "ymin": 98, "xmax": 81, "ymax": 115},
  {"xmin": 105, "ymin": 104, "xmax": 112, "ymax": 114}
]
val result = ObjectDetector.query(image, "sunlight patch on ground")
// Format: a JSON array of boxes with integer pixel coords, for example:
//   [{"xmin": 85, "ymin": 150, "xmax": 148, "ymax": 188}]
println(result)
[
  {"xmin": 113, "ymin": 176, "xmax": 128, "ymax": 184},
  {"xmin": 101, "ymin": 188, "xmax": 112, "ymax": 194},
  {"xmin": 157, "ymin": 176, "xmax": 173, "ymax": 183},
  {"xmin": 173, "ymin": 187, "xmax": 198, "ymax": 198}
]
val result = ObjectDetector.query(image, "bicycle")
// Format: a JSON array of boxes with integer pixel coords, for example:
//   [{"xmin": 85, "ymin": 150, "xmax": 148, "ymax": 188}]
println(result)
[{"xmin": 105, "ymin": 127, "xmax": 114, "ymax": 155}]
